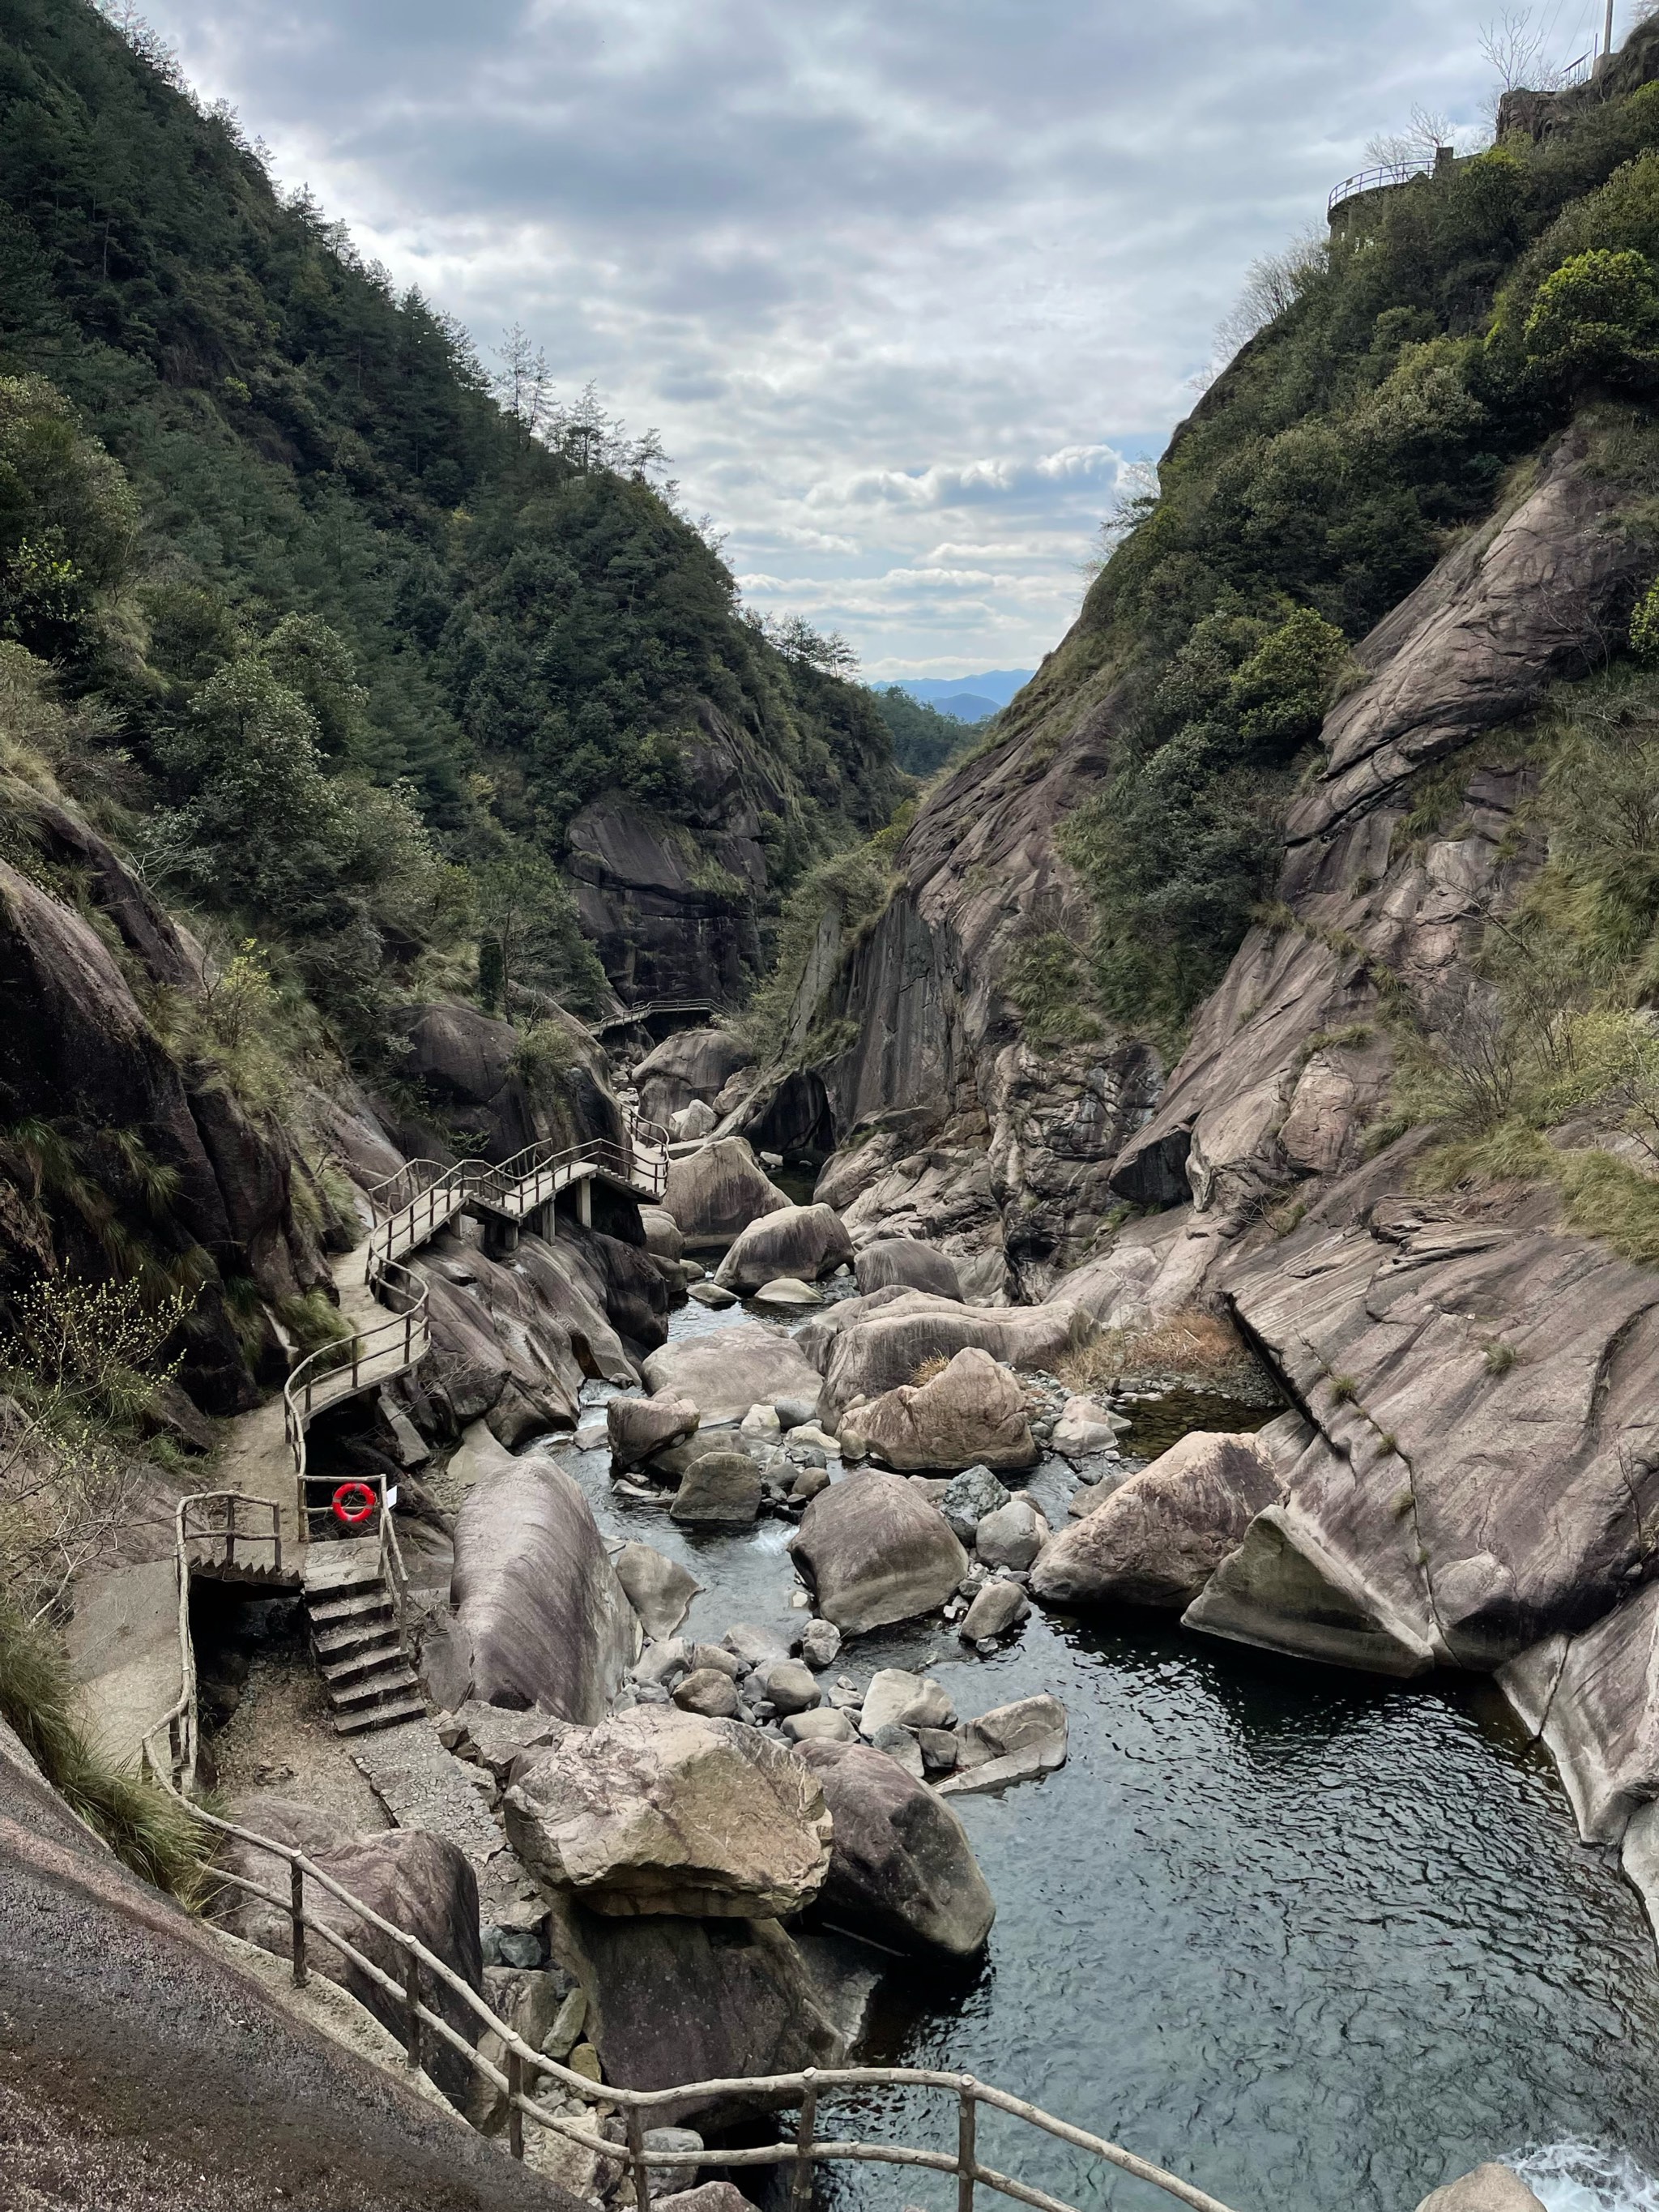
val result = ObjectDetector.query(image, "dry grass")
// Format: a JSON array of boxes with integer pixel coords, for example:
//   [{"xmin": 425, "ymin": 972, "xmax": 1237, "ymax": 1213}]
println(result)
[
  {"xmin": 1057, "ymin": 1307, "xmax": 1260, "ymax": 1394},
  {"xmin": 910, "ymin": 1353, "xmax": 953, "ymax": 1386}
]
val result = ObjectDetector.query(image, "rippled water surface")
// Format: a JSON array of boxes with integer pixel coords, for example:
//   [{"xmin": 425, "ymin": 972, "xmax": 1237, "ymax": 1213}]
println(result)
[{"xmin": 562, "ymin": 1294, "xmax": 1659, "ymax": 2212}]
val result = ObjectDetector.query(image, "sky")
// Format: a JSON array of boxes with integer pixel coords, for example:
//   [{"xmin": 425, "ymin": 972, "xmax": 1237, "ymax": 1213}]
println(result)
[{"xmin": 130, "ymin": 0, "xmax": 1613, "ymax": 679}]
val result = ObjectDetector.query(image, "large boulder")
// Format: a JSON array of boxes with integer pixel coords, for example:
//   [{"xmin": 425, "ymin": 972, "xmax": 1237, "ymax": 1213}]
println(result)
[
  {"xmin": 849, "ymin": 1347, "xmax": 1037, "ymax": 1473},
  {"xmin": 671, "ymin": 1451, "xmax": 763, "ymax": 1527},
  {"xmin": 660, "ymin": 1138, "xmax": 791, "ymax": 1251},
  {"xmin": 794, "ymin": 1739, "xmax": 995, "ymax": 1958},
  {"xmin": 1415, "ymin": 2168, "xmax": 1546, "ymax": 2212},
  {"xmin": 1183, "ymin": 1503, "xmax": 1438, "ymax": 1678},
  {"xmin": 446, "ymin": 1450, "xmax": 638, "ymax": 1720},
  {"xmin": 614, "ymin": 1542, "xmax": 702, "ymax": 1639},
  {"xmin": 855, "ymin": 1239, "xmax": 963, "ymax": 1300},
  {"xmin": 819, "ymin": 1292, "xmax": 1091, "ymax": 1425},
  {"xmin": 551, "ymin": 1898, "xmax": 842, "ymax": 2129},
  {"xmin": 714, "ymin": 1204, "xmax": 855, "ymax": 1293},
  {"xmin": 640, "ymin": 1205, "xmax": 685, "ymax": 1261},
  {"xmin": 635, "ymin": 1029, "xmax": 755, "ymax": 1129},
  {"xmin": 608, "ymin": 1394, "xmax": 699, "ymax": 1470},
  {"xmin": 1032, "ymin": 1431, "xmax": 1282, "ymax": 1608},
  {"xmin": 643, "ymin": 1325, "xmax": 822, "ymax": 1426},
  {"xmin": 791, "ymin": 1470, "xmax": 969, "ymax": 1634},
  {"xmin": 210, "ymin": 1796, "xmax": 484, "ymax": 2106},
  {"xmin": 502, "ymin": 1706, "xmax": 833, "ymax": 1918}
]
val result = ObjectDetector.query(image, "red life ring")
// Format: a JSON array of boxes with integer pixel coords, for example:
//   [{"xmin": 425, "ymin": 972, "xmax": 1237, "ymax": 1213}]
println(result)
[{"xmin": 331, "ymin": 1480, "xmax": 377, "ymax": 1529}]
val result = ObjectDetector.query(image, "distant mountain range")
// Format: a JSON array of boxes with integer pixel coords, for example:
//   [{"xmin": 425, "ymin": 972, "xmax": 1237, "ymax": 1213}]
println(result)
[{"xmin": 891, "ymin": 670, "xmax": 1033, "ymax": 717}]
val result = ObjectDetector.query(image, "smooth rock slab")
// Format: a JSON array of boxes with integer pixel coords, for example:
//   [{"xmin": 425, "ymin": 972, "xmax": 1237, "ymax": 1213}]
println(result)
[
  {"xmin": 957, "ymin": 1694, "xmax": 1068, "ymax": 1774},
  {"xmin": 503, "ymin": 1706, "xmax": 832, "ymax": 1918},
  {"xmin": 791, "ymin": 1470, "xmax": 970, "ymax": 1636},
  {"xmin": 794, "ymin": 1739, "xmax": 995, "ymax": 1958},
  {"xmin": 854, "ymin": 1238, "xmax": 963, "ymax": 1301}
]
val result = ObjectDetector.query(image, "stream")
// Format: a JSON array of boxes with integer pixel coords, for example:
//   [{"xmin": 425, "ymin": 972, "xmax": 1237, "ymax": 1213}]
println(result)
[{"xmin": 552, "ymin": 1283, "xmax": 1659, "ymax": 2212}]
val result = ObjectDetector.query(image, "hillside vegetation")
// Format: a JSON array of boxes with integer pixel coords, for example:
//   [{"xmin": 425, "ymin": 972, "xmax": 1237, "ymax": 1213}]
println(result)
[
  {"xmin": 0, "ymin": 0, "xmax": 902, "ymax": 1051},
  {"xmin": 1034, "ymin": 38, "xmax": 1659, "ymax": 1044}
]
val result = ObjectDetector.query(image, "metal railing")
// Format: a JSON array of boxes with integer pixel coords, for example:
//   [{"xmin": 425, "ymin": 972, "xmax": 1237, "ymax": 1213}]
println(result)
[
  {"xmin": 1327, "ymin": 157, "xmax": 1434, "ymax": 216},
  {"xmin": 143, "ymin": 1790, "xmax": 1243, "ymax": 2212},
  {"xmin": 590, "ymin": 998, "xmax": 723, "ymax": 1035},
  {"xmin": 283, "ymin": 1259, "xmax": 430, "ymax": 1499}
]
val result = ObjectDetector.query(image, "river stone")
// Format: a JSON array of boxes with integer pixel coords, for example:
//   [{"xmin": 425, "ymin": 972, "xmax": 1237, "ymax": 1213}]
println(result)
[
  {"xmin": 660, "ymin": 1138, "xmax": 791, "ymax": 1250},
  {"xmin": 915, "ymin": 1727, "xmax": 959, "ymax": 1772},
  {"xmin": 791, "ymin": 1469, "xmax": 970, "ymax": 1635},
  {"xmin": 794, "ymin": 1739, "xmax": 995, "ymax": 1958},
  {"xmin": 800, "ymin": 1619, "xmax": 842, "ymax": 1670},
  {"xmin": 670, "ymin": 1099, "xmax": 718, "ymax": 1142},
  {"xmin": 449, "ymin": 1455, "xmax": 637, "ymax": 1723},
  {"xmin": 853, "ymin": 1347, "xmax": 1038, "ymax": 1474},
  {"xmin": 763, "ymin": 1660, "xmax": 821, "ymax": 1715},
  {"xmin": 960, "ymin": 1579, "xmax": 1030, "ymax": 1641},
  {"xmin": 613, "ymin": 1543, "xmax": 702, "ymax": 1640},
  {"xmin": 644, "ymin": 1325, "xmax": 823, "ymax": 1426},
  {"xmin": 975, "ymin": 1497, "xmax": 1048, "ymax": 1571},
  {"xmin": 1050, "ymin": 1394, "xmax": 1128, "ymax": 1461},
  {"xmin": 633, "ymin": 1638, "xmax": 691, "ymax": 1687},
  {"xmin": 854, "ymin": 1238, "xmax": 963, "ymax": 1301},
  {"xmin": 502, "ymin": 1706, "xmax": 833, "ymax": 1918},
  {"xmin": 723, "ymin": 1622, "xmax": 791, "ymax": 1667},
  {"xmin": 868, "ymin": 1723, "xmax": 926, "ymax": 1780},
  {"xmin": 1032, "ymin": 1431, "xmax": 1282, "ymax": 1610},
  {"xmin": 753, "ymin": 1277, "xmax": 825, "ymax": 1309},
  {"xmin": 740, "ymin": 1401, "xmax": 783, "ymax": 1437},
  {"xmin": 551, "ymin": 1897, "xmax": 842, "ymax": 2129},
  {"xmin": 672, "ymin": 1667, "xmax": 741, "ymax": 1719},
  {"xmin": 784, "ymin": 1707, "xmax": 856, "ymax": 1743},
  {"xmin": 640, "ymin": 1205, "xmax": 686, "ymax": 1262},
  {"xmin": 1415, "ymin": 2167, "xmax": 1547, "ymax": 2212},
  {"xmin": 688, "ymin": 1280, "xmax": 739, "ymax": 1309},
  {"xmin": 791, "ymin": 1463, "xmax": 830, "ymax": 1502},
  {"xmin": 609, "ymin": 1394, "xmax": 700, "ymax": 1470},
  {"xmin": 671, "ymin": 1452, "xmax": 764, "ymax": 1527},
  {"xmin": 714, "ymin": 1203, "xmax": 855, "ymax": 1293},
  {"xmin": 956, "ymin": 1695, "xmax": 1068, "ymax": 1775},
  {"xmin": 860, "ymin": 1668, "xmax": 955, "ymax": 1736},
  {"xmin": 940, "ymin": 1464, "xmax": 1011, "ymax": 1544},
  {"xmin": 775, "ymin": 1397, "xmax": 820, "ymax": 1430}
]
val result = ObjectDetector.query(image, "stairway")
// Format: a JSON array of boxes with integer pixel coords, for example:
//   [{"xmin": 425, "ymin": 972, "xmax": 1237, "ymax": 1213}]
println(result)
[{"xmin": 301, "ymin": 1540, "xmax": 424, "ymax": 1736}]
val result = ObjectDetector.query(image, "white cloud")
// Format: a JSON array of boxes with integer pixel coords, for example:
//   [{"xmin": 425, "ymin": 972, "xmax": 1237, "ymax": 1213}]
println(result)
[{"xmin": 139, "ymin": 0, "xmax": 1516, "ymax": 672}]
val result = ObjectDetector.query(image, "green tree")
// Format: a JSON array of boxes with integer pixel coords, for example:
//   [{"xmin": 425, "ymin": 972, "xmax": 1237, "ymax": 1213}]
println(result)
[{"xmin": 1523, "ymin": 248, "xmax": 1659, "ymax": 386}]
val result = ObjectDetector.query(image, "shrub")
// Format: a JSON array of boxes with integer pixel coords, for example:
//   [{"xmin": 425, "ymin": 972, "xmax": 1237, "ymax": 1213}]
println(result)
[
  {"xmin": 1523, "ymin": 248, "xmax": 1659, "ymax": 387},
  {"xmin": 1001, "ymin": 931, "xmax": 1104, "ymax": 1048}
]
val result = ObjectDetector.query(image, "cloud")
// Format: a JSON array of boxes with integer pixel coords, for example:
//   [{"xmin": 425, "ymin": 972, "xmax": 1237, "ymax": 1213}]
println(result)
[{"xmin": 143, "ymin": 0, "xmax": 1516, "ymax": 671}]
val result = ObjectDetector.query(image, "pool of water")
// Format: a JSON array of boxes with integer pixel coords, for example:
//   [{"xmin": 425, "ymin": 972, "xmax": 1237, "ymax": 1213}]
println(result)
[{"xmin": 552, "ymin": 1291, "xmax": 1659, "ymax": 2212}]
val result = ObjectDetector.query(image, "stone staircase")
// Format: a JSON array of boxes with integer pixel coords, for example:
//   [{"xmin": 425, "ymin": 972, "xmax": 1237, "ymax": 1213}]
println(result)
[{"xmin": 302, "ymin": 1540, "xmax": 424, "ymax": 1736}]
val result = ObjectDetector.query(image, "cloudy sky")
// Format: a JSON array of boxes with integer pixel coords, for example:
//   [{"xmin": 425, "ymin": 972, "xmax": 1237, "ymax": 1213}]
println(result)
[{"xmin": 134, "ymin": 0, "xmax": 1610, "ymax": 678}]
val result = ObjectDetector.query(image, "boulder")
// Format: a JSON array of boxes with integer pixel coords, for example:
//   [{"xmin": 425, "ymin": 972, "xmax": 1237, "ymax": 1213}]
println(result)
[
  {"xmin": 860, "ymin": 1669, "xmax": 954, "ymax": 1736},
  {"xmin": 791, "ymin": 1471, "xmax": 970, "ymax": 1635},
  {"xmin": 688, "ymin": 1281, "xmax": 739, "ymax": 1309},
  {"xmin": 955, "ymin": 1689, "xmax": 1070, "ymax": 1778},
  {"xmin": 784, "ymin": 1708, "xmax": 856, "ymax": 1744},
  {"xmin": 1415, "ymin": 2167, "xmax": 1546, "ymax": 2212},
  {"xmin": 672, "ymin": 1668, "xmax": 740, "ymax": 1719},
  {"xmin": 657, "ymin": 2188, "xmax": 761, "ymax": 2212},
  {"xmin": 960, "ymin": 1580, "xmax": 1030, "ymax": 1640},
  {"xmin": 640, "ymin": 1205, "xmax": 685, "ymax": 1262},
  {"xmin": 791, "ymin": 1463, "xmax": 830, "ymax": 1502},
  {"xmin": 449, "ymin": 1455, "xmax": 637, "ymax": 1721},
  {"xmin": 800, "ymin": 1620, "xmax": 842, "ymax": 1670},
  {"xmin": 635, "ymin": 1028, "xmax": 755, "ymax": 1128},
  {"xmin": 852, "ymin": 1347, "xmax": 1037, "ymax": 1474},
  {"xmin": 551, "ymin": 1898, "xmax": 842, "ymax": 2129},
  {"xmin": 211, "ymin": 1796, "xmax": 483, "ymax": 2105},
  {"xmin": 614, "ymin": 1543, "xmax": 702, "ymax": 1640},
  {"xmin": 660, "ymin": 1139, "xmax": 791, "ymax": 1251},
  {"xmin": 794, "ymin": 1740, "xmax": 995, "ymax": 1958},
  {"xmin": 854, "ymin": 1239, "xmax": 964, "ymax": 1301},
  {"xmin": 868, "ymin": 1723, "xmax": 926, "ymax": 1780},
  {"xmin": 1032, "ymin": 1430, "xmax": 1282, "ymax": 1609},
  {"xmin": 670, "ymin": 1099, "xmax": 719, "ymax": 1142},
  {"xmin": 504, "ymin": 1706, "xmax": 833, "ymax": 1918},
  {"xmin": 609, "ymin": 1394, "xmax": 700, "ymax": 1471},
  {"xmin": 940, "ymin": 1464, "xmax": 1011, "ymax": 1544},
  {"xmin": 775, "ymin": 1397, "xmax": 819, "ymax": 1430},
  {"xmin": 644, "ymin": 1326, "xmax": 823, "ymax": 1427},
  {"xmin": 974, "ymin": 1497, "xmax": 1048, "ymax": 1571},
  {"xmin": 753, "ymin": 1278, "xmax": 825, "ymax": 1309},
  {"xmin": 762, "ymin": 1660, "xmax": 821, "ymax": 1715},
  {"xmin": 671, "ymin": 1451, "xmax": 764, "ymax": 1527},
  {"xmin": 819, "ymin": 1294, "xmax": 1091, "ymax": 1424},
  {"xmin": 723, "ymin": 1622, "xmax": 791, "ymax": 1667},
  {"xmin": 1183, "ymin": 1504, "xmax": 1438, "ymax": 1678},
  {"xmin": 714, "ymin": 1204, "xmax": 855, "ymax": 1293},
  {"xmin": 1051, "ymin": 1395, "xmax": 1127, "ymax": 1461}
]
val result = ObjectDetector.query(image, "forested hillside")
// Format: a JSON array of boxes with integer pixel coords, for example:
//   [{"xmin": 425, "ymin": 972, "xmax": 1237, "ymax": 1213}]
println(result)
[{"xmin": 0, "ymin": 0, "xmax": 904, "ymax": 1046}]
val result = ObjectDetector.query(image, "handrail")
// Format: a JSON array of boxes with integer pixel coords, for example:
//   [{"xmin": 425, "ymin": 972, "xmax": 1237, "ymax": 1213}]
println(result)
[
  {"xmin": 1327, "ymin": 156, "xmax": 1431, "ymax": 214},
  {"xmin": 137, "ymin": 1781, "xmax": 1245, "ymax": 2212},
  {"xmin": 590, "ymin": 997, "xmax": 723, "ymax": 1034}
]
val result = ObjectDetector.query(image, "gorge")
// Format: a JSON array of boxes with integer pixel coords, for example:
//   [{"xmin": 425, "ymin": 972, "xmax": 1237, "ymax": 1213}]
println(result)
[{"xmin": 15, "ymin": 7, "xmax": 1659, "ymax": 2212}]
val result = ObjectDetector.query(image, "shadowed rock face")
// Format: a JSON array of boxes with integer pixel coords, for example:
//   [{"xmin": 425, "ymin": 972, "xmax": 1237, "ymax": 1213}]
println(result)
[
  {"xmin": 448, "ymin": 1453, "xmax": 638, "ymax": 1719},
  {"xmin": 854, "ymin": 1237, "xmax": 963, "ymax": 1300},
  {"xmin": 211, "ymin": 1795, "xmax": 484, "ymax": 2107},
  {"xmin": 387, "ymin": 999, "xmax": 620, "ymax": 1164},
  {"xmin": 794, "ymin": 1737, "xmax": 995, "ymax": 1958},
  {"xmin": 550, "ymin": 1897, "xmax": 842, "ymax": 2129}
]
